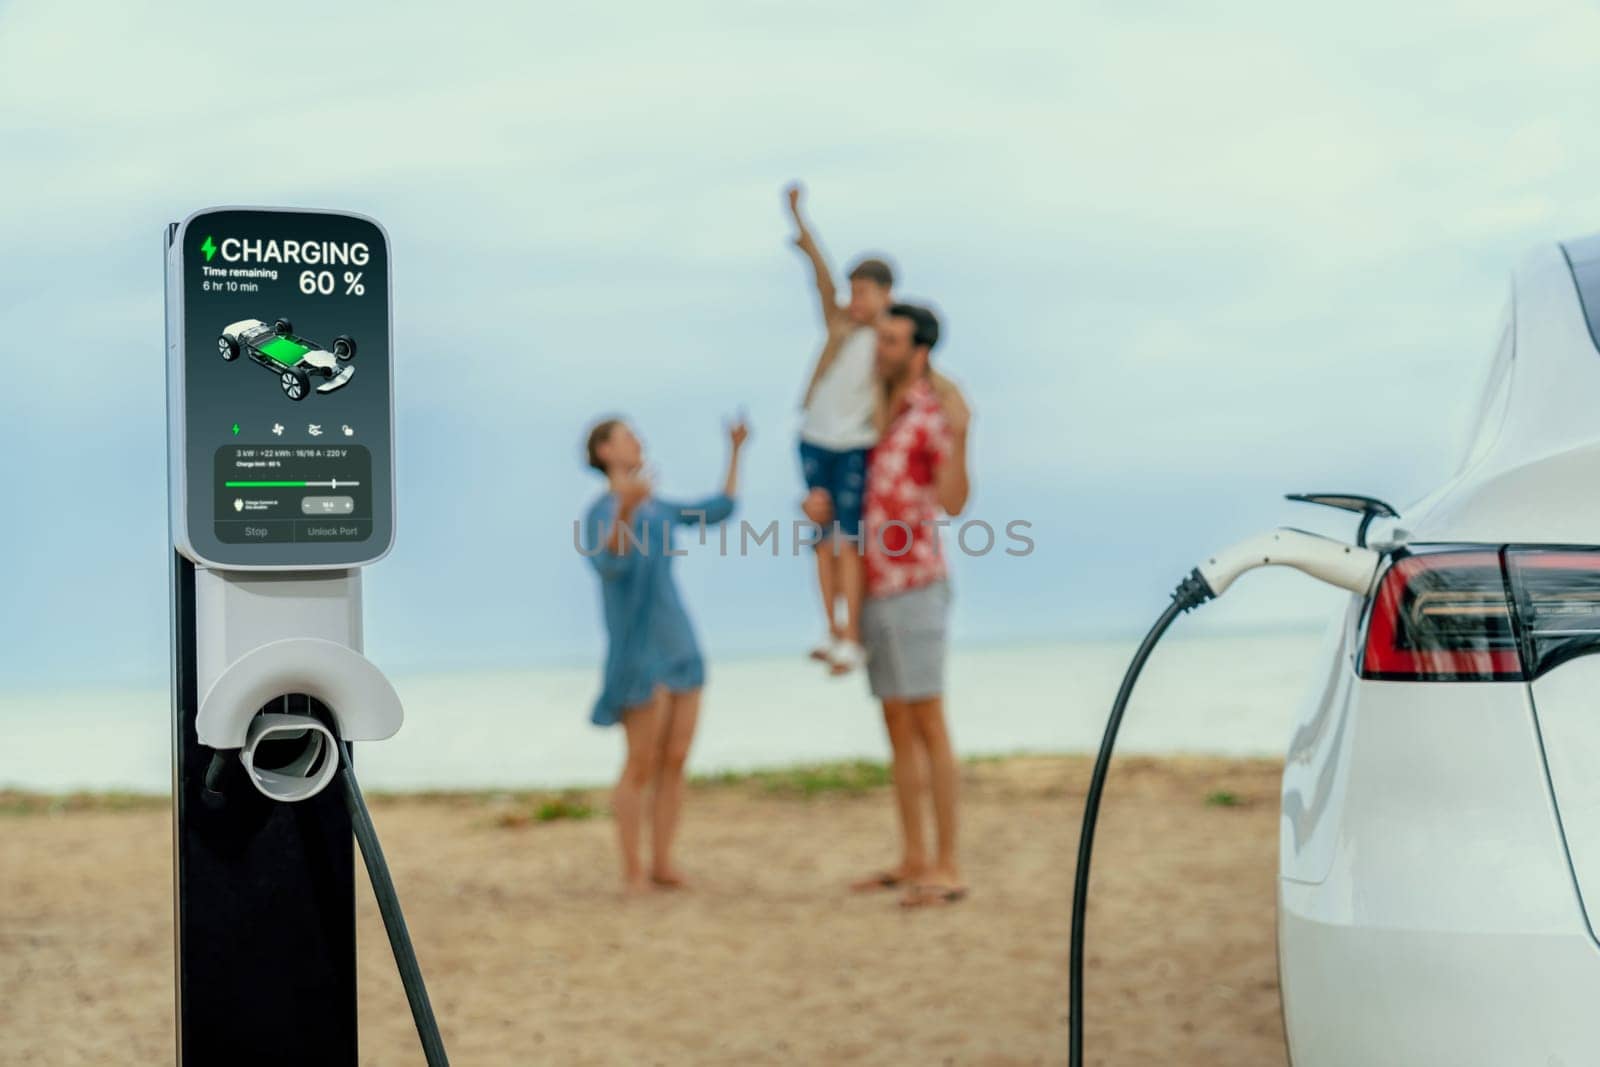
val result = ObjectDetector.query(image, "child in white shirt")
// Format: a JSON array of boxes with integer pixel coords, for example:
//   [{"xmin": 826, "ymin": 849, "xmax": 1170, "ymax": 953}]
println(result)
[{"xmin": 787, "ymin": 183, "xmax": 893, "ymax": 674}]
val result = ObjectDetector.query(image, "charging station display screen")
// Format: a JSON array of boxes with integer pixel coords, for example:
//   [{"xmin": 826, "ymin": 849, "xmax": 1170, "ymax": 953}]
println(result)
[{"xmin": 170, "ymin": 208, "xmax": 394, "ymax": 567}]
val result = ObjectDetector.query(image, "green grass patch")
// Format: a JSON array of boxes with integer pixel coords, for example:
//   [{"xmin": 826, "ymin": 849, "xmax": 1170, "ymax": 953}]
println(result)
[
  {"xmin": 534, "ymin": 794, "xmax": 595, "ymax": 822},
  {"xmin": 0, "ymin": 791, "xmax": 167, "ymax": 816},
  {"xmin": 962, "ymin": 752, "xmax": 1016, "ymax": 766},
  {"xmin": 693, "ymin": 759, "xmax": 892, "ymax": 797},
  {"xmin": 494, "ymin": 790, "xmax": 596, "ymax": 828},
  {"xmin": 1205, "ymin": 790, "xmax": 1241, "ymax": 808}
]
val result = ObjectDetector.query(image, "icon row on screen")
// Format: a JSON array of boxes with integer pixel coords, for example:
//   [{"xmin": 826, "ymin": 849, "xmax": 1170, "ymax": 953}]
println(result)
[{"xmin": 236, "ymin": 423, "xmax": 357, "ymax": 438}]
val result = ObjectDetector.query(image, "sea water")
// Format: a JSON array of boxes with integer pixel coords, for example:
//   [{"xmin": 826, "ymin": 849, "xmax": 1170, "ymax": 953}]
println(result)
[{"xmin": 0, "ymin": 631, "xmax": 1325, "ymax": 793}]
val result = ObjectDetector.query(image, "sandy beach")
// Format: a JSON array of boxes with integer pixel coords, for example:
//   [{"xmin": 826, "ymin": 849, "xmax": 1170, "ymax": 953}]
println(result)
[{"xmin": 0, "ymin": 755, "xmax": 1287, "ymax": 1065}]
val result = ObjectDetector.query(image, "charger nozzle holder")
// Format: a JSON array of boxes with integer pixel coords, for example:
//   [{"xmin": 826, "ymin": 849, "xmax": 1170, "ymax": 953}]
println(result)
[
  {"xmin": 192, "ymin": 568, "xmax": 402, "ymax": 803},
  {"xmin": 197, "ymin": 637, "xmax": 403, "ymax": 751}
]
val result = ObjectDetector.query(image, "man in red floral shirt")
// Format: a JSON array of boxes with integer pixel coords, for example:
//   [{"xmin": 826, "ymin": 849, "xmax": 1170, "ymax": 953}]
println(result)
[{"xmin": 812, "ymin": 302, "xmax": 972, "ymax": 906}]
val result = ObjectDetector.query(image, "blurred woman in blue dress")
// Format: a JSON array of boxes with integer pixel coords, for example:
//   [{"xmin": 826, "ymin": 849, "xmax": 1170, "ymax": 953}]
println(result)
[{"xmin": 581, "ymin": 415, "xmax": 748, "ymax": 893}]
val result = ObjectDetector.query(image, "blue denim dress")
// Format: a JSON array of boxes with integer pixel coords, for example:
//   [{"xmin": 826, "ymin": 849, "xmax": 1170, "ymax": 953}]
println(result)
[{"xmin": 582, "ymin": 491, "xmax": 735, "ymax": 726}]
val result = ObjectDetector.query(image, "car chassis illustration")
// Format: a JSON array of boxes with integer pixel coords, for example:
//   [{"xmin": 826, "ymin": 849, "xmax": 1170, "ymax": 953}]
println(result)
[{"xmin": 218, "ymin": 318, "xmax": 356, "ymax": 401}]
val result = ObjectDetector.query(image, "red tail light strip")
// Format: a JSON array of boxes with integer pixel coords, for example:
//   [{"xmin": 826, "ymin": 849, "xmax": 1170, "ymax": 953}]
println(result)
[{"xmin": 1362, "ymin": 552, "xmax": 1523, "ymax": 681}]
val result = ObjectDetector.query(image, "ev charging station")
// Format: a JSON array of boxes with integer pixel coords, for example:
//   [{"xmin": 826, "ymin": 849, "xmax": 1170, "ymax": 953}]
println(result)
[{"xmin": 165, "ymin": 207, "xmax": 443, "ymax": 1064}]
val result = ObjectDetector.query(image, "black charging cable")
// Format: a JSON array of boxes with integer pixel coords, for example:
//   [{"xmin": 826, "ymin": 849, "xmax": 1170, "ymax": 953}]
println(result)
[
  {"xmin": 1069, "ymin": 569, "xmax": 1214, "ymax": 1067},
  {"xmin": 337, "ymin": 740, "xmax": 452, "ymax": 1067}
]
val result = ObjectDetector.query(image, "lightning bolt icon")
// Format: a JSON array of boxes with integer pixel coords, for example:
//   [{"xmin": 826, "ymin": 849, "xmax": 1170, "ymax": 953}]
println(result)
[{"xmin": 201, "ymin": 235, "xmax": 217, "ymax": 262}]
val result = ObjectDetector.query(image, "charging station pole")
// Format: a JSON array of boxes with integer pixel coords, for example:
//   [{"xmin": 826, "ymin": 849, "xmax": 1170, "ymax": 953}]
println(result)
[{"xmin": 165, "ymin": 208, "xmax": 399, "ymax": 1065}]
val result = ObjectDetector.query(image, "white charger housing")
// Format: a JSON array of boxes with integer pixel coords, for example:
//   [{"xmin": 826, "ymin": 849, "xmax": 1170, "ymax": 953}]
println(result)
[{"xmin": 193, "ymin": 568, "xmax": 403, "ymax": 802}]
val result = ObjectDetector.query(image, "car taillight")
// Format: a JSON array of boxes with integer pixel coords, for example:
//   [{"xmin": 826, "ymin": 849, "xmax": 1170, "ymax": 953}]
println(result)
[
  {"xmin": 1504, "ymin": 549, "xmax": 1600, "ymax": 678},
  {"xmin": 1362, "ymin": 547, "xmax": 1600, "ymax": 682},
  {"xmin": 1361, "ymin": 551, "xmax": 1522, "ymax": 681}
]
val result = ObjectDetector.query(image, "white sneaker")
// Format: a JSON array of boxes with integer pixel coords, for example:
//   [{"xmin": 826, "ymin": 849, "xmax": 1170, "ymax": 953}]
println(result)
[{"xmin": 827, "ymin": 639, "xmax": 866, "ymax": 676}]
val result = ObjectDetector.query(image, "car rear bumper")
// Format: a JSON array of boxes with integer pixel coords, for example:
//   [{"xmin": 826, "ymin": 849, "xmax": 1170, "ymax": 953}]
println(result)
[
  {"xmin": 1279, "ymin": 678, "xmax": 1600, "ymax": 1064},
  {"xmin": 1280, "ymin": 882, "xmax": 1600, "ymax": 1065}
]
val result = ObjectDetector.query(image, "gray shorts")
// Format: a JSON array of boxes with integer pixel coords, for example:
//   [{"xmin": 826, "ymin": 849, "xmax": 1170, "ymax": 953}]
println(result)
[{"xmin": 862, "ymin": 580, "xmax": 950, "ymax": 701}]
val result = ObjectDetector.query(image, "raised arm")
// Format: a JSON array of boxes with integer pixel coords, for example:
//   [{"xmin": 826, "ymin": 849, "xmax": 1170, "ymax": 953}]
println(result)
[
  {"xmin": 662, "ymin": 418, "xmax": 751, "ymax": 529},
  {"xmin": 936, "ymin": 385, "xmax": 972, "ymax": 517},
  {"xmin": 787, "ymin": 183, "xmax": 845, "ymax": 331},
  {"xmin": 723, "ymin": 417, "xmax": 750, "ymax": 498}
]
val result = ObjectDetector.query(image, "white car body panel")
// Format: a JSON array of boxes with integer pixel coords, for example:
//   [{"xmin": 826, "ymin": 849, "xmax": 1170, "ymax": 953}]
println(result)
[
  {"xmin": 1279, "ymin": 236, "xmax": 1600, "ymax": 1063},
  {"xmin": 1281, "ymin": 681, "xmax": 1581, "ymax": 932},
  {"xmin": 1281, "ymin": 894, "xmax": 1600, "ymax": 1065},
  {"xmin": 1529, "ymin": 658, "xmax": 1600, "ymax": 938},
  {"xmin": 1399, "ymin": 242, "xmax": 1600, "ymax": 544},
  {"xmin": 1277, "ymin": 605, "xmax": 1358, "ymax": 887},
  {"xmin": 301, "ymin": 349, "xmax": 339, "ymax": 372},
  {"xmin": 1279, "ymin": 663, "xmax": 1600, "ymax": 1064},
  {"xmin": 316, "ymin": 364, "xmax": 355, "ymax": 393},
  {"xmin": 221, "ymin": 317, "xmax": 265, "ymax": 340}
]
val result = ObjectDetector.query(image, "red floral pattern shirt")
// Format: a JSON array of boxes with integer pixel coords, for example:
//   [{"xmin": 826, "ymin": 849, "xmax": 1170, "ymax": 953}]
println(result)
[{"xmin": 863, "ymin": 379, "xmax": 952, "ymax": 598}]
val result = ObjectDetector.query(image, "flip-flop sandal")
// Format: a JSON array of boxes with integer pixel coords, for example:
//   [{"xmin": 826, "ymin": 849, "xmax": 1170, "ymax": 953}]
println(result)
[
  {"xmin": 851, "ymin": 871, "xmax": 905, "ymax": 892},
  {"xmin": 899, "ymin": 884, "xmax": 969, "ymax": 908},
  {"xmin": 827, "ymin": 640, "xmax": 866, "ymax": 676}
]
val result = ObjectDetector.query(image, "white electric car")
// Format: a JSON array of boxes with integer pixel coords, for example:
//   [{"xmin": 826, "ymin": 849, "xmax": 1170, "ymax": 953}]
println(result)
[{"xmin": 1279, "ymin": 235, "xmax": 1600, "ymax": 1064}]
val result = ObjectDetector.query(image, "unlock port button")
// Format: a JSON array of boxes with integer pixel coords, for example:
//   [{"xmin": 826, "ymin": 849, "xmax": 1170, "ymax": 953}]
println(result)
[{"xmin": 301, "ymin": 495, "xmax": 356, "ymax": 516}]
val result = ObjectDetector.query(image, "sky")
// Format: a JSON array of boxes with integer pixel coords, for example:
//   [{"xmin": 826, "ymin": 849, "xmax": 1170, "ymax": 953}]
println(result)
[{"xmin": 5, "ymin": 0, "xmax": 1600, "ymax": 690}]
